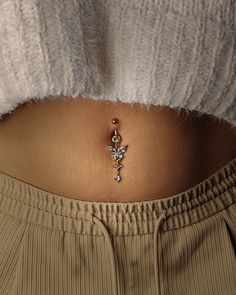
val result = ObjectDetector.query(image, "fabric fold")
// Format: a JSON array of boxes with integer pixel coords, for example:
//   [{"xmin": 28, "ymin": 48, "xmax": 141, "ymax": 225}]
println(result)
[
  {"xmin": 153, "ymin": 210, "xmax": 167, "ymax": 295},
  {"xmin": 91, "ymin": 214, "xmax": 119, "ymax": 295}
]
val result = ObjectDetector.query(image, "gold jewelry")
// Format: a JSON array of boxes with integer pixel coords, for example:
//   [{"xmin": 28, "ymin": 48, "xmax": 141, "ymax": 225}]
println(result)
[{"xmin": 106, "ymin": 118, "xmax": 128, "ymax": 182}]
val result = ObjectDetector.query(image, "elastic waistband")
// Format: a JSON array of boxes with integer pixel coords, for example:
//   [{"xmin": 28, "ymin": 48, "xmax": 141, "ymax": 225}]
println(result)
[{"xmin": 0, "ymin": 157, "xmax": 236, "ymax": 236}]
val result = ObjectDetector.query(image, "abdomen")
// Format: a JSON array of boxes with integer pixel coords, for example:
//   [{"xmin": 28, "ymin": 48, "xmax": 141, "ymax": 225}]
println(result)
[{"xmin": 0, "ymin": 96, "xmax": 235, "ymax": 202}]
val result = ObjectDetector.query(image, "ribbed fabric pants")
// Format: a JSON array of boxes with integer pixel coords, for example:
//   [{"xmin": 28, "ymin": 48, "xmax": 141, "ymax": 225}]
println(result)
[{"xmin": 0, "ymin": 157, "xmax": 236, "ymax": 295}]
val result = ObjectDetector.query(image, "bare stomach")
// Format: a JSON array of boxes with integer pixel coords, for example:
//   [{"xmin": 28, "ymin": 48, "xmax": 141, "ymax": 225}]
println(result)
[{"xmin": 0, "ymin": 96, "xmax": 236, "ymax": 202}]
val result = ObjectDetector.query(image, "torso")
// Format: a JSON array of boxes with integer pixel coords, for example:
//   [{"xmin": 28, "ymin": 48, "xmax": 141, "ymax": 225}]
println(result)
[{"xmin": 0, "ymin": 96, "xmax": 236, "ymax": 202}]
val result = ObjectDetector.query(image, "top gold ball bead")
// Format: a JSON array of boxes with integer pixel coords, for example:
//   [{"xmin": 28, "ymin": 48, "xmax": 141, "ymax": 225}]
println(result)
[{"xmin": 112, "ymin": 118, "xmax": 119, "ymax": 124}]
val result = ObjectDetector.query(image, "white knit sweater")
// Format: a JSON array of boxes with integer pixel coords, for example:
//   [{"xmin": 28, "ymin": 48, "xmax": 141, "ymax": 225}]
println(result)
[{"xmin": 0, "ymin": 0, "xmax": 236, "ymax": 129}]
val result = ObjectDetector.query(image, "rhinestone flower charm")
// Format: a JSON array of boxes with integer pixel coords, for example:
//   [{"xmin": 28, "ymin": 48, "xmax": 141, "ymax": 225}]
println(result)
[
  {"xmin": 107, "ymin": 145, "xmax": 127, "ymax": 161},
  {"xmin": 106, "ymin": 129, "xmax": 127, "ymax": 182}
]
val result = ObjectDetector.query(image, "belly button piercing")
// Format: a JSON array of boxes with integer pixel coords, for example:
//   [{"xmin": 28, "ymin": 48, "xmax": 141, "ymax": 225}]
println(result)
[{"xmin": 106, "ymin": 118, "xmax": 128, "ymax": 182}]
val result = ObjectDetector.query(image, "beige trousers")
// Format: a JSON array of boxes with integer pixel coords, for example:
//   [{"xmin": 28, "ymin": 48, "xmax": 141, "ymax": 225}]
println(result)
[{"xmin": 0, "ymin": 156, "xmax": 236, "ymax": 295}]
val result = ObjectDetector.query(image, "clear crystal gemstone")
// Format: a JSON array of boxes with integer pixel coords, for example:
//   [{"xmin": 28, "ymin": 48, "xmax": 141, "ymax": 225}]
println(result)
[
  {"xmin": 118, "ymin": 145, "xmax": 126, "ymax": 153},
  {"xmin": 107, "ymin": 145, "xmax": 116, "ymax": 154},
  {"xmin": 114, "ymin": 175, "xmax": 121, "ymax": 182},
  {"xmin": 113, "ymin": 163, "xmax": 122, "ymax": 169},
  {"xmin": 112, "ymin": 153, "xmax": 123, "ymax": 160},
  {"xmin": 112, "ymin": 135, "xmax": 121, "ymax": 143}
]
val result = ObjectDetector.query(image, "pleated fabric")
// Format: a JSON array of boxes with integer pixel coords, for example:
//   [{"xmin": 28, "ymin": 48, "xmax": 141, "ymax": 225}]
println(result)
[{"xmin": 0, "ymin": 156, "xmax": 236, "ymax": 295}]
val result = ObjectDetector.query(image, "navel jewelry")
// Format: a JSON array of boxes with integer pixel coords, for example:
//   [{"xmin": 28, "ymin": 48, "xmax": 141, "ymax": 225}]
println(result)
[{"xmin": 106, "ymin": 118, "xmax": 128, "ymax": 182}]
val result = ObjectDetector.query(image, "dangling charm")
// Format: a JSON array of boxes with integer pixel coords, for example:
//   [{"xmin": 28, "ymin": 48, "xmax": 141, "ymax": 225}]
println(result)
[{"xmin": 106, "ymin": 118, "xmax": 127, "ymax": 182}]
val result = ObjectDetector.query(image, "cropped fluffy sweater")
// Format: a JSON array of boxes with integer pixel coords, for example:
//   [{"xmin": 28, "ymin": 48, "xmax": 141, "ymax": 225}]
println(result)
[{"xmin": 0, "ymin": 0, "xmax": 236, "ymax": 129}]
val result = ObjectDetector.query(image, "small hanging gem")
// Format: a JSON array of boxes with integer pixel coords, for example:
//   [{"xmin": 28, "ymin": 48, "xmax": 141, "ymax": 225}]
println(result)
[
  {"xmin": 112, "ymin": 135, "xmax": 121, "ymax": 143},
  {"xmin": 114, "ymin": 175, "xmax": 121, "ymax": 182},
  {"xmin": 112, "ymin": 130, "xmax": 121, "ymax": 143}
]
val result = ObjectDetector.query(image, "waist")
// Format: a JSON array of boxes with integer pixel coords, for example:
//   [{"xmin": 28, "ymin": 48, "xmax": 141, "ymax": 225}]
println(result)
[{"xmin": 0, "ymin": 96, "xmax": 235, "ymax": 202}]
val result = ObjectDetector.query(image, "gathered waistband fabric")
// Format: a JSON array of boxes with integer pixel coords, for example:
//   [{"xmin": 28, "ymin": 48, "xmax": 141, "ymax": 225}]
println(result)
[
  {"xmin": 0, "ymin": 158, "xmax": 236, "ymax": 236},
  {"xmin": 0, "ymin": 158, "xmax": 236, "ymax": 235},
  {"xmin": 0, "ymin": 156, "xmax": 236, "ymax": 295}
]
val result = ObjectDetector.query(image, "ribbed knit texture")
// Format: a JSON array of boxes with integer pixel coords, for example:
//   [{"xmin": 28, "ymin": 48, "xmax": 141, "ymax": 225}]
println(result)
[
  {"xmin": 0, "ymin": 155, "xmax": 236, "ymax": 294},
  {"xmin": 0, "ymin": 0, "xmax": 236, "ymax": 128}
]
